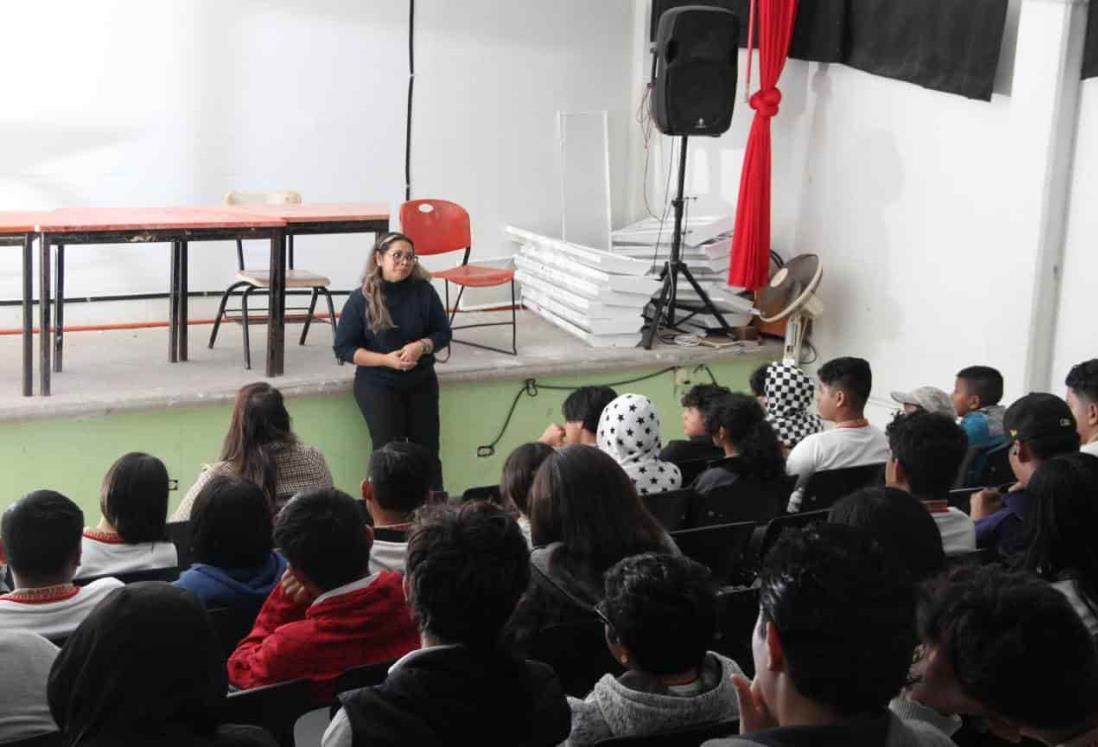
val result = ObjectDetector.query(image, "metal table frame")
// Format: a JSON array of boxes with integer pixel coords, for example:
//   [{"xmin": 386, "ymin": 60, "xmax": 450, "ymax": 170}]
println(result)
[{"xmin": 0, "ymin": 232, "xmax": 35, "ymax": 397}]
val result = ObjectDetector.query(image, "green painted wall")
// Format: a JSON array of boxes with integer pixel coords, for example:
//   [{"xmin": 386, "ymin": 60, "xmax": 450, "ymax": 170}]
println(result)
[{"xmin": 0, "ymin": 358, "xmax": 766, "ymax": 517}]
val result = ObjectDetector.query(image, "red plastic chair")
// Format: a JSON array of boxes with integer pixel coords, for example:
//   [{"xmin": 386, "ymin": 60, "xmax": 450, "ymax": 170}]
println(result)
[{"xmin": 399, "ymin": 199, "xmax": 517, "ymax": 357}]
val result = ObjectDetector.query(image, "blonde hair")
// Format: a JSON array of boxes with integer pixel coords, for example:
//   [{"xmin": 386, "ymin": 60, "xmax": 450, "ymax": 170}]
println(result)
[{"xmin": 361, "ymin": 232, "xmax": 431, "ymax": 332}]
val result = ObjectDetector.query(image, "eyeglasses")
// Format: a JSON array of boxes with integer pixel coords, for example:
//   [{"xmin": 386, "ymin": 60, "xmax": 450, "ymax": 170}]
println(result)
[{"xmin": 386, "ymin": 250, "xmax": 417, "ymax": 264}]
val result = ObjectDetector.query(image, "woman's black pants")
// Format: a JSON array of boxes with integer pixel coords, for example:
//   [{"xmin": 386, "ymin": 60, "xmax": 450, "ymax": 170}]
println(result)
[{"xmin": 353, "ymin": 370, "xmax": 443, "ymax": 490}]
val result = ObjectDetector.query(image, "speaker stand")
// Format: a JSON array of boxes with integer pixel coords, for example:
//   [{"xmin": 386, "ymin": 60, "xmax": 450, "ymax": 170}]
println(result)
[{"xmin": 642, "ymin": 135, "xmax": 736, "ymax": 350}]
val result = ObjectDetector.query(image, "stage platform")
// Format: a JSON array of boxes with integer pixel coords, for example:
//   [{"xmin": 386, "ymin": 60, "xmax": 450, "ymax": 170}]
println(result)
[{"xmin": 0, "ymin": 304, "xmax": 778, "ymax": 422}]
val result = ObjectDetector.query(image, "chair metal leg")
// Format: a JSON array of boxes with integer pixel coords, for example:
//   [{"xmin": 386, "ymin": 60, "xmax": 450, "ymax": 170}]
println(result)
[
  {"xmin": 319, "ymin": 288, "xmax": 341, "ymax": 364},
  {"xmin": 209, "ymin": 281, "xmax": 249, "ymax": 349},
  {"xmin": 510, "ymin": 279, "xmax": 518, "ymax": 355},
  {"xmin": 241, "ymin": 287, "xmax": 255, "ymax": 370},
  {"xmin": 53, "ymin": 244, "xmax": 64, "ymax": 373},
  {"xmin": 299, "ymin": 288, "xmax": 319, "ymax": 346}
]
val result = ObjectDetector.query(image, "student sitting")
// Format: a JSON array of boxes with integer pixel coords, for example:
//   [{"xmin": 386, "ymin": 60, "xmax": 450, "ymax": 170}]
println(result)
[
  {"xmin": 829, "ymin": 487, "xmax": 946, "ymax": 584},
  {"xmin": 0, "ymin": 631, "xmax": 59, "ymax": 743},
  {"xmin": 324, "ymin": 502, "xmax": 571, "ymax": 747},
  {"xmin": 889, "ymin": 386, "xmax": 956, "ymax": 419},
  {"xmin": 706, "ymin": 525, "xmax": 952, "ymax": 747},
  {"xmin": 659, "ymin": 383, "xmax": 729, "ymax": 464},
  {"xmin": 173, "ymin": 382, "xmax": 333, "ymax": 520},
  {"xmin": 227, "ymin": 488, "xmax": 419, "ymax": 700},
  {"xmin": 0, "ymin": 491, "xmax": 122, "ymax": 639},
  {"xmin": 49, "ymin": 583, "xmax": 277, "ymax": 747},
  {"xmin": 172, "ymin": 476, "xmax": 286, "ymax": 613},
  {"xmin": 899, "ymin": 566, "xmax": 1098, "ymax": 746},
  {"xmin": 1019, "ymin": 452, "xmax": 1098, "ymax": 638},
  {"xmin": 540, "ymin": 385, "xmax": 618, "ymax": 448},
  {"xmin": 785, "ymin": 357, "xmax": 889, "ymax": 512},
  {"xmin": 693, "ymin": 394, "xmax": 787, "ymax": 520},
  {"xmin": 597, "ymin": 393, "xmax": 682, "ymax": 495},
  {"xmin": 505, "ymin": 445, "xmax": 674, "ymax": 653},
  {"xmin": 567, "ymin": 553, "xmax": 742, "ymax": 745},
  {"xmin": 760, "ymin": 362, "xmax": 823, "ymax": 453},
  {"xmin": 499, "ymin": 442, "xmax": 555, "ymax": 546},
  {"xmin": 77, "ymin": 452, "xmax": 177, "ymax": 580},
  {"xmin": 971, "ymin": 393, "xmax": 1078, "ymax": 559},
  {"xmin": 1065, "ymin": 359, "xmax": 1098, "ymax": 457},
  {"xmin": 950, "ymin": 365, "xmax": 1007, "ymax": 450},
  {"xmin": 885, "ymin": 411, "xmax": 975, "ymax": 554},
  {"xmin": 363, "ymin": 441, "xmax": 433, "ymax": 574}
]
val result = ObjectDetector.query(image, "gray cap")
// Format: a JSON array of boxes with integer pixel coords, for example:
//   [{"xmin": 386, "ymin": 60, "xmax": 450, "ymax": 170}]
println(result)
[{"xmin": 890, "ymin": 386, "xmax": 956, "ymax": 419}]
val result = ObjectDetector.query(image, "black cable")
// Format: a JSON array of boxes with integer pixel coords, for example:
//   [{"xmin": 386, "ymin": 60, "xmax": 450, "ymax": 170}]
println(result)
[
  {"xmin": 404, "ymin": 0, "xmax": 415, "ymax": 201},
  {"xmin": 475, "ymin": 364, "xmax": 719, "ymax": 457}
]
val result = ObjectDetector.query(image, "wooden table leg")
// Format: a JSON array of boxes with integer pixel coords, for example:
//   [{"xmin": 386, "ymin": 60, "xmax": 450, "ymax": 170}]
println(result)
[
  {"xmin": 39, "ymin": 232, "xmax": 51, "ymax": 396},
  {"xmin": 265, "ymin": 229, "xmax": 286, "ymax": 377},
  {"xmin": 21, "ymin": 233, "xmax": 32, "ymax": 396}
]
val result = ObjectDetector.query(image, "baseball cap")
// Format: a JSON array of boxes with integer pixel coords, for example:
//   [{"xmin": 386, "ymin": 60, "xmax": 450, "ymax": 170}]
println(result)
[
  {"xmin": 890, "ymin": 386, "xmax": 955, "ymax": 418},
  {"xmin": 1004, "ymin": 393, "xmax": 1076, "ymax": 441}
]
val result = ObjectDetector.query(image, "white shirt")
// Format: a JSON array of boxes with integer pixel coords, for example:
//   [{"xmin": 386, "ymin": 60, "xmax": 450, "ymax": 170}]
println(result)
[
  {"xmin": 0, "ymin": 630, "xmax": 59, "ymax": 742},
  {"xmin": 0, "ymin": 578, "xmax": 123, "ymax": 639},
  {"xmin": 76, "ymin": 531, "xmax": 178, "ymax": 580},
  {"xmin": 368, "ymin": 540, "xmax": 408, "ymax": 575},
  {"xmin": 932, "ymin": 508, "xmax": 977, "ymax": 555},
  {"xmin": 785, "ymin": 424, "xmax": 890, "ymax": 480},
  {"xmin": 1081, "ymin": 441, "xmax": 1098, "ymax": 458}
]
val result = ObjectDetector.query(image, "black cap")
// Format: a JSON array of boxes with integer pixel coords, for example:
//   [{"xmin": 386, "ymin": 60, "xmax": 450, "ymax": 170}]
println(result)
[{"xmin": 1004, "ymin": 393, "xmax": 1076, "ymax": 442}]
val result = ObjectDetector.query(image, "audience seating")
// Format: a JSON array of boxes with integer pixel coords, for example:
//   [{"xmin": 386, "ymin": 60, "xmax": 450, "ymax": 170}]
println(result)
[
  {"xmin": 672, "ymin": 457, "xmax": 713, "ymax": 487},
  {"xmin": 743, "ymin": 509, "xmax": 830, "ymax": 577},
  {"xmin": 209, "ymin": 606, "xmax": 259, "ymax": 661},
  {"xmin": 75, "ymin": 567, "xmax": 180, "ymax": 586},
  {"xmin": 669, "ymin": 522, "xmax": 756, "ymax": 587},
  {"xmin": 5, "ymin": 733, "xmax": 62, "ymax": 747},
  {"xmin": 948, "ymin": 487, "xmax": 979, "ymax": 515},
  {"xmin": 526, "ymin": 618, "xmax": 625, "ymax": 698},
  {"xmin": 328, "ymin": 659, "xmax": 395, "ymax": 716},
  {"xmin": 460, "ymin": 484, "xmax": 501, "ymax": 503},
  {"xmin": 372, "ymin": 526, "xmax": 410, "ymax": 543},
  {"xmin": 797, "ymin": 463, "xmax": 885, "ymax": 513},
  {"xmin": 592, "ymin": 719, "xmax": 740, "ymax": 746},
  {"xmin": 714, "ymin": 586, "xmax": 760, "ymax": 678},
  {"xmin": 166, "ymin": 521, "xmax": 193, "ymax": 569},
  {"xmin": 955, "ymin": 441, "xmax": 1014, "ymax": 489},
  {"xmin": 687, "ymin": 476, "xmax": 794, "ymax": 528},
  {"xmin": 642, "ymin": 489, "xmax": 693, "ymax": 532},
  {"xmin": 945, "ymin": 547, "xmax": 998, "ymax": 570},
  {"xmin": 225, "ymin": 678, "xmax": 313, "ymax": 747}
]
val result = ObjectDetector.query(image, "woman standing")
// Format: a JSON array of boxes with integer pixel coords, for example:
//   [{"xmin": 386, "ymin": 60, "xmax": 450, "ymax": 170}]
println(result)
[{"xmin": 335, "ymin": 232, "xmax": 451, "ymax": 488}]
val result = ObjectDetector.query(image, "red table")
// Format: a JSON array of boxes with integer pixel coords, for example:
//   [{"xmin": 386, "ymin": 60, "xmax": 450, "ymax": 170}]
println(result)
[
  {"xmin": 0, "ymin": 212, "xmax": 49, "ymax": 396},
  {"xmin": 35, "ymin": 208, "xmax": 286, "ymax": 395}
]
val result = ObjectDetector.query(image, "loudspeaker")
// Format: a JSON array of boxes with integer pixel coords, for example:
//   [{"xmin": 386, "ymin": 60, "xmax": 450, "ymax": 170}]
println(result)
[{"xmin": 651, "ymin": 6, "xmax": 739, "ymax": 137}]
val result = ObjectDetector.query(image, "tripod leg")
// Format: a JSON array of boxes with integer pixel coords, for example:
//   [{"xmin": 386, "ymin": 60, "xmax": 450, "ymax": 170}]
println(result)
[
  {"xmin": 679, "ymin": 265, "xmax": 737, "ymax": 337},
  {"xmin": 642, "ymin": 272, "xmax": 673, "ymax": 350}
]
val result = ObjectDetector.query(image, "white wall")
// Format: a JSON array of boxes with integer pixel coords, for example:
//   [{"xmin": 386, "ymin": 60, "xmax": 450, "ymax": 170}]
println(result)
[
  {"xmin": 0, "ymin": 0, "xmax": 636, "ymax": 322},
  {"xmin": 631, "ymin": 0, "xmax": 1090, "ymax": 421}
]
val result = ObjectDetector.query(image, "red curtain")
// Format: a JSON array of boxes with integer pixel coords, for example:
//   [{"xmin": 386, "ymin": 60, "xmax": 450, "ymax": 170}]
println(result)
[{"xmin": 729, "ymin": 0, "xmax": 799, "ymax": 290}]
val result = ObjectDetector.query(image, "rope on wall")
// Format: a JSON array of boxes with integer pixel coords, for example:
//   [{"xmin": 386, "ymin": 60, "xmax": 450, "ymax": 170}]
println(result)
[{"xmin": 404, "ymin": 0, "xmax": 416, "ymax": 201}]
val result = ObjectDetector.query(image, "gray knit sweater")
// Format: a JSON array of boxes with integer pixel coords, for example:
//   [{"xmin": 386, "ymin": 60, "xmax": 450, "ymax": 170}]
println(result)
[{"xmin": 565, "ymin": 652, "xmax": 742, "ymax": 746}]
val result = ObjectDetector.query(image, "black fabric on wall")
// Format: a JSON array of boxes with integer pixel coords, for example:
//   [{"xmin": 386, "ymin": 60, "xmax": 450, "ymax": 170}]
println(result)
[
  {"xmin": 844, "ymin": 0, "xmax": 1009, "ymax": 101},
  {"xmin": 1084, "ymin": 0, "xmax": 1098, "ymax": 80}
]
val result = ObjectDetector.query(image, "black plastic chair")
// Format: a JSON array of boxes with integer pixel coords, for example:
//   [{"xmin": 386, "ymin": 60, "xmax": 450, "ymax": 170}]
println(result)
[
  {"xmin": 798, "ymin": 463, "xmax": 885, "ymax": 513},
  {"xmin": 329, "ymin": 659, "xmax": 395, "ymax": 716},
  {"xmin": 167, "ymin": 521, "xmax": 193, "ymax": 570},
  {"xmin": 713, "ymin": 587, "xmax": 759, "ymax": 678},
  {"xmin": 947, "ymin": 487, "xmax": 979, "ymax": 515},
  {"xmin": 5, "ymin": 733, "xmax": 63, "ymax": 747},
  {"xmin": 641, "ymin": 488, "xmax": 693, "ymax": 532},
  {"xmin": 688, "ymin": 475, "xmax": 795, "ymax": 528},
  {"xmin": 460, "ymin": 484, "xmax": 500, "ymax": 503},
  {"xmin": 209, "ymin": 606, "xmax": 259, "ymax": 661},
  {"xmin": 593, "ymin": 719, "xmax": 740, "ymax": 746},
  {"xmin": 674, "ymin": 457, "xmax": 714, "ymax": 487},
  {"xmin": 743, "ymin": 509, "xmax": 831, "ymax": 577},
  {"xmin": 225, "ymin": 678, "xmax": 313, "ymax": 747},
  {"xmin": 372, "ymin": 526, "xmax": 409, "ymax": 543},
  {"xmin": 526, "ymin": 618, "xmax": 624, "ymax": 698},
  {"xmin": 955, "ymin": 441, "xmax": 1014, "ymax": 489},
  {"xmin": 945, "ymin": 547, "xmax": 998, "ymax": 570},
  {"xmin": 670, "ymin": 522, "xmax": 756, "ymax": 586},
  {"xmin": 75, "ymin": 567, "xmax": 180, "ymax": 586}
]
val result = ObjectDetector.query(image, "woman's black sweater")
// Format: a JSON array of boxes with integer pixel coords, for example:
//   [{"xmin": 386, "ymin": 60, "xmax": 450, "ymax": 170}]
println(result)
[{"xmin": 333, "ymin": 279, "xmax": 451, "ymax": 390}]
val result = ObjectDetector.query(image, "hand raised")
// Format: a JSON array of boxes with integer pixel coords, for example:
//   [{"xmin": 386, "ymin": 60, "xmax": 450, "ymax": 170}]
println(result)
[{"xmin": 732, "ymin": 674, "xmax": 778, "ymax": 734}]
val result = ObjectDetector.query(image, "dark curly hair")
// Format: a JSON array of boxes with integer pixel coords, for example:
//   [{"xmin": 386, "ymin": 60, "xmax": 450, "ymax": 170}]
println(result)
[
  {"xmin": 703, "ymin": 393, "xmax": 785, "ymax": 479},
  {"xmin": 885, "ymin": 411, "xmax": 968, "ymax": 501}
]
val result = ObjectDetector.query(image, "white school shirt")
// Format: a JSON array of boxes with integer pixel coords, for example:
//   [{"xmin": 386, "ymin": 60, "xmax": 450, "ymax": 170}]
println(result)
[
  {"xmin": 76, "ymin": 530, "xmax": 178, "ymax": 580},
  {"xmin": 931, "ymin": 507, "xmax": 977, "ymax": 555},
  {"xmin": 785, "ymin": 424, "xmax": 889, "ymax": 511},
  {"xmin": 1081, "ymin": 441, "xmax": 1098, "ymax": 458},
  {"xmin": 0, "ymin": 578, "xmax": 123, "ymax": 639},
  {"xmin": 0, "ymin": 630, "xmax": 59, "ymax": 742},
  {"xmin": 368, "ymin": 540, "xmax": 408, "ymax": 574}
]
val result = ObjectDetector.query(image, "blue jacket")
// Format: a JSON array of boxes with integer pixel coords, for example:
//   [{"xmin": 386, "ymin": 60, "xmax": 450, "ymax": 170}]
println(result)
[{"xmin": 173, "ymin": 552, "xmax": 286, "ymax": 611}]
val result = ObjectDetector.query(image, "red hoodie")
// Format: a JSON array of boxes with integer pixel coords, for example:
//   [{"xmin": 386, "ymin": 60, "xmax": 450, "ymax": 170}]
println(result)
[{"xmin": 227, "ymin": 571, "xmax": 419, "ymax": 702}]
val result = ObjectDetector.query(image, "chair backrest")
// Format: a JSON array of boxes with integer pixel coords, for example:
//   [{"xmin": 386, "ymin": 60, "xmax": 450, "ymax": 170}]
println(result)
[
  {"xmin": 4, "ymin": 732, "xmax": 63, "ymax": 747},
  {"xmin": 746, "ymin": 509, "xmax": 831, "ymax": 576},
  {"xmin": 209, "ymin": 606, "xmax": 259, "ymax": 661},
  {"xmin": 75, "ymin": 567, "xmax": 180, "ymax": 586},
  {"xmin": 945, "ymin": 547, "xmax": 998, "ymax": 570},
  {"xmin": 713, "ymin": 586, "xmax": 759, "ymax": 678},
  {"xmin": 799, "ymin": 463, "xmax": 885, "ymax": 513},
  {"xmin": 372, "ymin": 526, "xmax": 409, "ymax": 544},
  {"xmin": 980, "ymin": 442, "xmax": 1014, "ymax": 487},
  {"xmin": 947, "ymin": 487, "xmax": 978, "ymax": 515},
  {"xmin": 674, "ymin": 457, "xmax": 713, "ymax": 487},
  {"xmin": 166, "ymin": 521, "xmax": 193, "ymax": 570},
  {"xmin": 641, "ymin": 489, "xmax": 693, "ymax": 532},
  {"xmin": 225, "ymin": 678, "xmax": 313, "ymax": 747},
  {"xmin": 332, "ymin": 659, "xmax": 394, "ymax": 698},
  {"xmin": 399, "ymin": 199, "xmax": 471, "ymax": 257},
  {"xmin": 593, "ymin": 719, "xmax": 741, "ymax": 746},
  {"xmin": 526, "ymin": 618, "xmax": 624, "ymax": 698},
  {"xmin": 670, "ymin": 522, "xmax": 756, "ymax": 586},
  {"xmin": 224, "ymin": 190, "xmax": 302, "ymax": 206},
  {"xmin": 688, "ymin": 476, "xmax": 794, "ymax": 528},
  {"xmin": 460, "ymin": 484, "xmax": 501, "ymax": 503}
]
